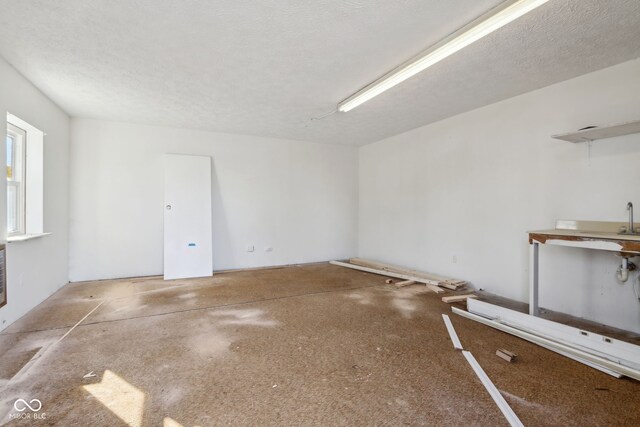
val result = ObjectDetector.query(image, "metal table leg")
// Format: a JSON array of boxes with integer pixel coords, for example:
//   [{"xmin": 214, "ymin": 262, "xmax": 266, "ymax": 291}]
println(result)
[{"xmin": 529, "ymin": 242, "xmax": 539, "ymax": 316}]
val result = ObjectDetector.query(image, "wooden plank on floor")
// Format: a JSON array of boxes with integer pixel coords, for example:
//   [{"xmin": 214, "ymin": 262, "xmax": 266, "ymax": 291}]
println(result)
[
  {"xmin": 426, "ymin": 284, "xmax": 444, "ymax": 293},
  {"xmin": 329, "ymin": 261, "xmax": 436, "ymax": 291},
  {"xmin": 395, "ymin": 280, "xmax": 415, "ymax": 288},
  {"xmin": 442, "ymin": 294, "xmax": 478, "ymax": 304},
  {"xmin": 496, "ymin": 348, "xmax": 517, "ymax": 362},
  {"xmin": 462, "ymin": 351, "xmax": 524, "ymax": 427},
  {"xmin": 442, "ymin": 314, "xmax": 463, "ymax": 350},
  {"xmin": 439, "ymin": 280, "xmax": 466, "ymax": 290},
  {"xmin": 348, "ymin": 258, "xmax": 467, "ymax": 288}
]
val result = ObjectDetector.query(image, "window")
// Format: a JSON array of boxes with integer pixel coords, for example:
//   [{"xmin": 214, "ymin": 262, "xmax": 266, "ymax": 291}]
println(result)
[
  {"xmin": 6, "ymin": 113, "xmax": 45, "ymax": 240},
  {"xmin": 6, "ymin": 123, "xmax": 26, "ymax": 236}
]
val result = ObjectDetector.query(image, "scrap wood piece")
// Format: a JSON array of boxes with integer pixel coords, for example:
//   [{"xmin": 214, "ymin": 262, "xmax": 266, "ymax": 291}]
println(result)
[
  {"xmin": 442, "ymin": 314, "xmax": 463, "ymax": 350},
  {"xmin": 462, "ymin": 351, "xmax": 524, "ymax": 427},
  {"xmin": 348, "ymin": 258, "xmax": 467, "ymax": 288},
  {"xmin": 56, "ymin": 301, "xmax": 105, "ymax": 345},
  {"xmin": 385, "ymin": 279, "xmax": 394, "ymax": 284},
  {"xmin": 426, "ymin": 284, "xmax": 444, "ymax": 293},
  {"xmin": 330, "ymin": 260, "xmax": 423, "ymax": 282},
  {"xmin": 349, "ymin": 257, "xmax": 414, "ymax": 274},
  {"xmin": 439, "ymin": 280, "xmax": 466, "ymax": 290},
  {"xmin": 345, "ymin": 259, "xmax": 439, "ymax": 286},
  {"xmin": 496, "ymin": 348, "xmax": 517, "ymax": 362},
  {"xmin": 442, "ymin": 294, "xmax": 478, "ymax": 304},
  {"xmin": 395, "ymin": 280, "xmax": 415, "ymax": 288},
  {"xmin": 350, "ymin": 257, "xmax": 462, "ymax": 284}
]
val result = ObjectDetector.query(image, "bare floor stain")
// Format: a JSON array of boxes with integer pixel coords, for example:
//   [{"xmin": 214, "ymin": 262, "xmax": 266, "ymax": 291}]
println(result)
[
  {"xmin": 345, "ymin": 292, "xmax": 373, "ymax": 305},
  {"xmin": 209, "ymin": 308, "xmax": 278, "ymax": 327},
  {"xmin": 0, "ymin": 263, "xmax": 638, "ymax": 426},
  {"xmin": 0, "ymin": 348, "xmax": 40, "ymax": 380}
]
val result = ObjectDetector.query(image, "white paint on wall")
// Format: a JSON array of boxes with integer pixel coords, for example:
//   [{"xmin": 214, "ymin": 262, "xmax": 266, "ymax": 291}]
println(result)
[
  {"xmin": 69, "ymin": 120, "xmax": 358, "ymax": 282},
  {"xmin": 0, "ymin": 57, "xmax": 69, "ymax": 331},
  {"xmin": 358, "ymin": 58, "xmax": 640, "ymax": 333}
]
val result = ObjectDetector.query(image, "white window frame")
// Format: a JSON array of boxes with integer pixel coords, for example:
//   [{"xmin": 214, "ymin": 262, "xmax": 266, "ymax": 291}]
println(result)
[
  {"xmin": 6, "ymin": 113, "xmax": 45, "ymax": 242},
  {"xmin": 6, "ymin": 123, "xmax": 26, "ymax": 237}
]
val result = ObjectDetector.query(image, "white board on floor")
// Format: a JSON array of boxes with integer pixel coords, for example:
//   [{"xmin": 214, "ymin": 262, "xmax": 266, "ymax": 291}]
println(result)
[
  {"xmin": 467, "ymin": 299, "xmax": 640, "ymax": 370},
  {"xmin": 164, "ymin": 154, "xmax": 213, "ymax": 280}
]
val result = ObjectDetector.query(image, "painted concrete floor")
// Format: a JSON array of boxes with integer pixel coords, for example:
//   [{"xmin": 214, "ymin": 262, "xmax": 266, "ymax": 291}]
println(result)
[{"xmin": 0, "ymin": 263, "xmax": 639, "ymax": 426}]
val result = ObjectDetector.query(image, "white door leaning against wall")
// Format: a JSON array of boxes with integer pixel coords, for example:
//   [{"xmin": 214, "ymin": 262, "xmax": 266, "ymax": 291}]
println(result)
[{"xmin": 163, "ymin": 154, "xmax": 213, "ymax": 280}]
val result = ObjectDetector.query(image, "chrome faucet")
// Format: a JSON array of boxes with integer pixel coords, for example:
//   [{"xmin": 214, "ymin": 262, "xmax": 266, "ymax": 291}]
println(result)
[{"xmin": 627, "ymin": 202, "xmax": 634, "ymax": 233}]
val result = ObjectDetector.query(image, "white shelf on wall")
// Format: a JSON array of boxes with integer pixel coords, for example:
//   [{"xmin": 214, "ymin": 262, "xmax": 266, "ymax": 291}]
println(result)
[{"xmin": 552, "ymin": 119, "xmax": 640, "ymax": 143}]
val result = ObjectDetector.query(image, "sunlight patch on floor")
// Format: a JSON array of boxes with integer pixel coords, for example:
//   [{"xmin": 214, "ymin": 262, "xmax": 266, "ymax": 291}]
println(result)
[
  {"xmin": 163, "ymin": 416, "xmax": 203, "ymax": 427},
  {"xmin": 83, "ymin": 370, "xmax": 145, "ymax": 427},
  {"xmin": 163, "ymin": 417, "xmax": 184, "ymax": 427}
]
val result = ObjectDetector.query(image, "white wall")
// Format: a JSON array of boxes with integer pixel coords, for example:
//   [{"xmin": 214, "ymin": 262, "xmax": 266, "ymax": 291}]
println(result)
[
  {"xmin": 69, "ymin": 119, "xmax": 358, "ymax": 282},
  {"xmin": 359, "ymin": 58, "xmax": 640, "ymax": 333},
  {"xmin": 0, "ymin": 57, "xmax": 70, "ymax": 331}
]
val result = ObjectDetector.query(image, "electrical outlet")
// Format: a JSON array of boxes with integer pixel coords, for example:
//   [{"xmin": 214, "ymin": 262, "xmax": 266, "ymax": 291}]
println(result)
[
  {"xmin": 247, "ymin": 245, "xmax": 255, "ymax": 252},
  {"xmin": 452, "ymin": 255, "xmax": 458, "ymax": 264}
]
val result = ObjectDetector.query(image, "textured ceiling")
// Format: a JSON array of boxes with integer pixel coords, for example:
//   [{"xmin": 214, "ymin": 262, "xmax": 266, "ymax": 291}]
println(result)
[{"xmin": 0, "ymin": 0, "xmax": 639, "ymax": 145}]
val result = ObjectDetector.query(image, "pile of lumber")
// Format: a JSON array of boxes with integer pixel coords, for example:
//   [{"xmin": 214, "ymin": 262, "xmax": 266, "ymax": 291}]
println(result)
[{"xmin": 330, "ymin": 258, "xmax": 467, "ymax": 292}]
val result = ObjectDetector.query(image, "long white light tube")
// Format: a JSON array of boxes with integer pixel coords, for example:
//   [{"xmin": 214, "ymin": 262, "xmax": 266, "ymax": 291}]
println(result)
[{"xmin": 338, "ymin": 0, "xmax": 551, "ymax": 112}]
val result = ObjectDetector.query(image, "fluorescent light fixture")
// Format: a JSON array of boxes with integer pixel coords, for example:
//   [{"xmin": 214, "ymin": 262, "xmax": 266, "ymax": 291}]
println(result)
[{"xmin": 337, "ymin": 0, "xmax": 550, "ymax": 112}]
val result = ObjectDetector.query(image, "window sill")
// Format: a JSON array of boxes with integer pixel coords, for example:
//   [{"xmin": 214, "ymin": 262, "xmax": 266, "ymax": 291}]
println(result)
[{"xmin": 7, "ymin": 232, "xmax": 51, "ymax": 243}]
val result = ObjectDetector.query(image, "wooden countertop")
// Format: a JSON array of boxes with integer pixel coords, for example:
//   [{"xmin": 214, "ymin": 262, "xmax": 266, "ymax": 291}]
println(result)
[{"xmin": 528, "ymin": 220, "xmax": 640, "ymax": 253}]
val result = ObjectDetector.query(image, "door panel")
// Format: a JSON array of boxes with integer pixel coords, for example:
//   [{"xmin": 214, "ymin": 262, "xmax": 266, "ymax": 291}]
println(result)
[{"xmin": 164, "ymin": 154, "xmax": 213, "ymax": 280}]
